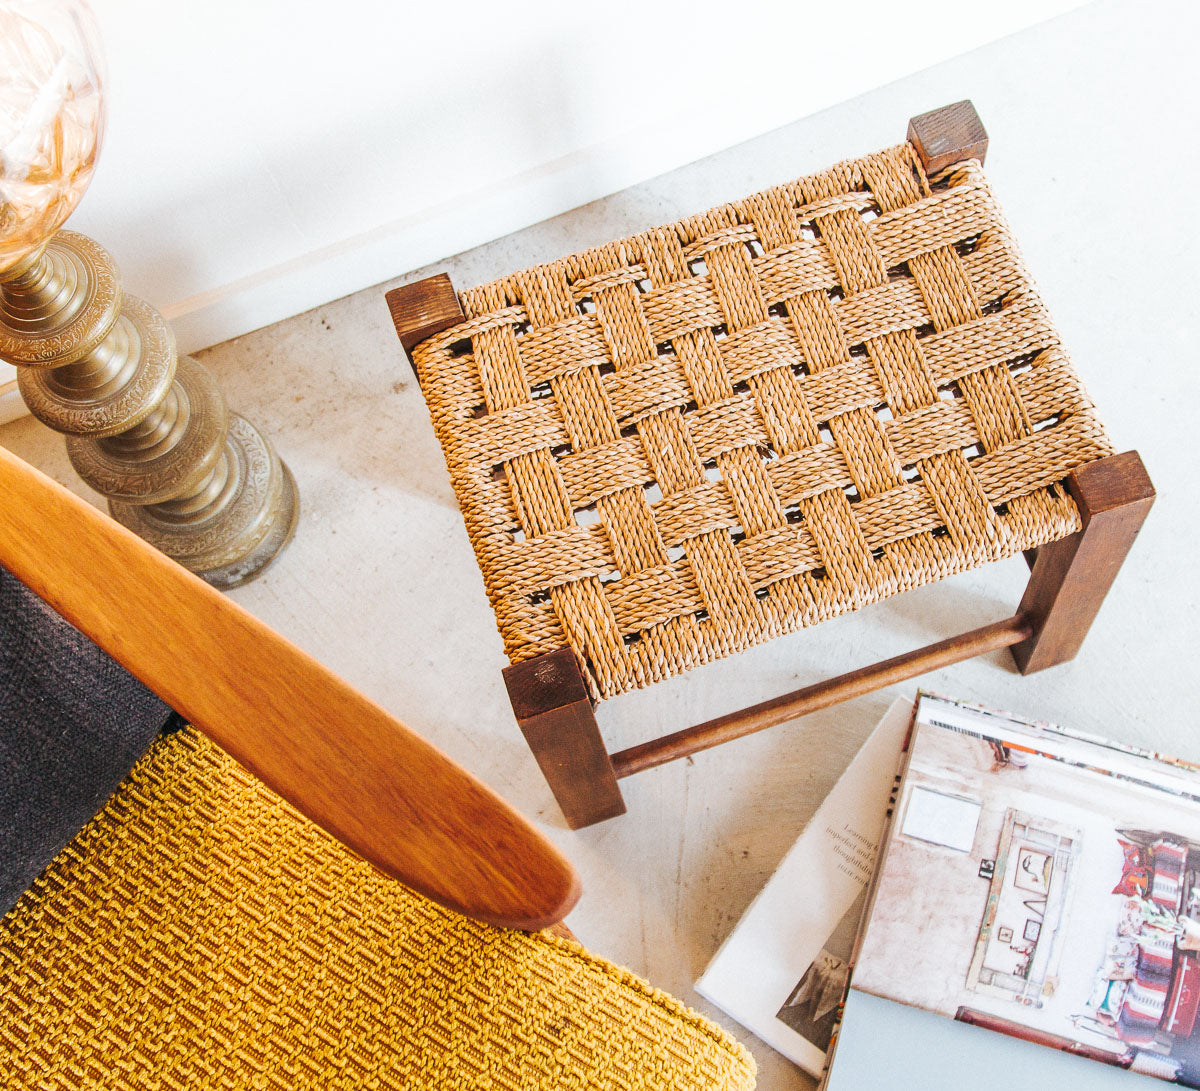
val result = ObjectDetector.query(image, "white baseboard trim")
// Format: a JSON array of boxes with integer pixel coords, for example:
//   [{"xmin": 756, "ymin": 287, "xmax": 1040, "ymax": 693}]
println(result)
[
  {"xmin": 155, "ymin": 0, "xmax": 1081, "ymax": 356},
  {"xmin": 159, "ymin": 104, "xmax": 788, "ymax": 355}
]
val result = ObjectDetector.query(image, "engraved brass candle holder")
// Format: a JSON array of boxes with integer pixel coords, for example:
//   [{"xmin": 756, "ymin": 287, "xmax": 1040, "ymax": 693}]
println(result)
[{"xmin": 0, "ymin": 0, "xmax": 297, "ymax": 588}]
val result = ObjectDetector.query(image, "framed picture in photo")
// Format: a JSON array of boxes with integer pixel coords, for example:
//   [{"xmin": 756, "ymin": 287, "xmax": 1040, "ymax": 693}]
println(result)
[
  {"xmin": 1014, "ymin": 848, "xmax": 1052, "ymax": 894},
  {"xmin": 997, "ymin": 926, "xmax": 1013, "ymax": 943},
  {"xmin": 1023, "ymin": 919, "xmax": 1041, "ymax": 942}
]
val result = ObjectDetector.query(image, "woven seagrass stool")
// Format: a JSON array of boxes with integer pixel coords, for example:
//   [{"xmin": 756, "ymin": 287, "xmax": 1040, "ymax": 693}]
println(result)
[{"xmin": 387, "ymin": 101, "xmax": 1154, "ymax": 829}]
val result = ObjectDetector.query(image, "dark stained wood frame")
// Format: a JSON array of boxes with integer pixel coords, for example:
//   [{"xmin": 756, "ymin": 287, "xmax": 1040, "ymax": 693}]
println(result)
[{"xmin": 385, "ymin": 101, "xmax": 1156, "ymax": 829}]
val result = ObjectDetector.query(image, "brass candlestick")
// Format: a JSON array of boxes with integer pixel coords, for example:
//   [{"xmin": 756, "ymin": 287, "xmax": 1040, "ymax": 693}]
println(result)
[
  {"xmin": 0, "ymin": 234, "xmax": 298, "ymax": 587},
  {"xmin": 0, "ymin": 0, "xmax": 296, "ymax": 588}
]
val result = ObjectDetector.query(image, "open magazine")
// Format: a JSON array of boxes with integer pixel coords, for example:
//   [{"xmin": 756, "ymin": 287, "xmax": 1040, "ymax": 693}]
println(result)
[{"xmin": 834, "ymin": 693, "xmax": 1200, "ymax": 1087}]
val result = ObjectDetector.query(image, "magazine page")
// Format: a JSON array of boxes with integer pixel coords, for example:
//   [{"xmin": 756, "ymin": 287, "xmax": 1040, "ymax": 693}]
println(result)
[
  {"xmin": 849, "ymin": 693, "xmax": 1200, "ymax": 1086},
  {"xmin": 696, "ymin": 696, "xmax": 912, "ymax": 1076}
]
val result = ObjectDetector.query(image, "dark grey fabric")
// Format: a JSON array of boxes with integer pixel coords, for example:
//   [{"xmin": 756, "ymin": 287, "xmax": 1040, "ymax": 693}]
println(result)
[{"xmin": 0, "ymin": 565, "xmax": 172, "ymax": 917}]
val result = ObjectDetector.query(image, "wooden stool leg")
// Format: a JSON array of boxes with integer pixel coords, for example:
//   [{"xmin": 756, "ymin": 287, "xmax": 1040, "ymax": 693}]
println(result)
[
  {"xmin": 384, "ymin": 273, "xmax": 464, "ymax": 380},
  {"xmin": 907, "ymin": 100, "xmax": 988, "ymax": 174},
  {"xmin": 1011, "ymin": 451, "xmax": 1155, "ymax": 674},
  {"xmin": 503, "ymin": 648, "xmax": 626, "ymax": 829}
]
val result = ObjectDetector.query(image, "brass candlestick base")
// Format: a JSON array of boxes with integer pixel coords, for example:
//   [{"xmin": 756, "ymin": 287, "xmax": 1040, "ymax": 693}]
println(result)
[
  {"xmin": 111, "ymin": 416, "xmax": 299, "ymax": 590},
  {"xmin": 0, "ymin": 230, "xmax": 298, "ymax": 587}
]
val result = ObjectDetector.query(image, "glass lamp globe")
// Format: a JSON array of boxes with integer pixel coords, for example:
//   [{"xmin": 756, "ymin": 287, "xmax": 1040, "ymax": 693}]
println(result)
[{"xmin": 0, "ymin": 0, "xmax": 105, "ymax": 274}]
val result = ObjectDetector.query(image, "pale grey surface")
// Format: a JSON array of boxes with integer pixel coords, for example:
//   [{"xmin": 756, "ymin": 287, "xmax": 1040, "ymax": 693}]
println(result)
[
  {"xmin": 826, "ymin": 990, "xmax": 1162, "ymax": 1090},
  {"xmin": 3, "ymin": 2, "xmax": 1196, "ymax": 1087}
]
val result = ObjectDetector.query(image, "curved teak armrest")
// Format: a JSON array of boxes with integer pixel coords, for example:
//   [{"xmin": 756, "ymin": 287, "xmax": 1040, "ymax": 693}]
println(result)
[{"xmin": 0, "ymin": 444, "xmax": 580, "ymax": 931}]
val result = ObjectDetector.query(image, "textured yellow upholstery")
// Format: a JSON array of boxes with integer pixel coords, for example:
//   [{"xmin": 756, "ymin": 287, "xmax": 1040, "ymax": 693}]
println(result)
[{"xmin": 0, "ymin": 729, "xmax": 756, "ymax": 1089}]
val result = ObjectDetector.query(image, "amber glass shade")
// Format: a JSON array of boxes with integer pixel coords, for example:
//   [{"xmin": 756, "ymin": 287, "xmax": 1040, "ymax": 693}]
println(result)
[{"xmin": 0, "ymin": 0, "xmax": 105, "ymax": 273}]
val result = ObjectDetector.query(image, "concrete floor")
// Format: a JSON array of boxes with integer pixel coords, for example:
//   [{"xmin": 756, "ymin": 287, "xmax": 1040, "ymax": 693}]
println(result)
[{"xmin": 3, "ymin": 3, "xmax": 1196, "ymax": 1086}]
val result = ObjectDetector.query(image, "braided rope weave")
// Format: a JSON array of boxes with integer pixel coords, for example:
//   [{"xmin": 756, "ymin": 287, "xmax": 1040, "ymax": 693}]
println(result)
[
  {"xmin": 0, "ymin": 729, "xmax": 756, "ymax": 1090},
  {"xmin": 413, "ymin": 146, "xmax": 1112, "ymax": 700}
]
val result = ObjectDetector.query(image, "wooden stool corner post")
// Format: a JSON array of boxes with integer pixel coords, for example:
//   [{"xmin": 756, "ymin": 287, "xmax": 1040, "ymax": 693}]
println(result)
[
  {"xmin": 384, "ymin": 273, "xmax": 464, "ymax": 380},
  {"xmin": 503, "ymin": 648, "xmax": 626, "ymax": 829},
  {"xmin": 1011, "ymin": 451, "xmax": 1155, "ymax": 675},
  {"xmin": 907, "ymin": 100, "xmax": 988, "ymax": 175}
]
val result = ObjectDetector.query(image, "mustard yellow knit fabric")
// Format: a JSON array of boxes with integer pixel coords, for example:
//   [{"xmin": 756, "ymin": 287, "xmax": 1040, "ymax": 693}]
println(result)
[{"xmin": 0, "ymin": 729, "xmax": 756, "ymax": 1090}]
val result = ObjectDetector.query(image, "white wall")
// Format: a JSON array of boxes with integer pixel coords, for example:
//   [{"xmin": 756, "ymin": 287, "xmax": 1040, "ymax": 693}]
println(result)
[{"xmin": 22, "ymin": 0, "xmax": 1083, "ymax": 365}]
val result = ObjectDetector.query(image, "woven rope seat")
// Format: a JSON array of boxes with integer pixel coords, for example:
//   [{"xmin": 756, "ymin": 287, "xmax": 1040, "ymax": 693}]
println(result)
[
  {"xmin": 389, "ymin": 102, "xmax": 1152, "ymax": 828},
  {"xmin": 413, "ymin": 146, "xmax": 1110, "ymax": 698}
]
